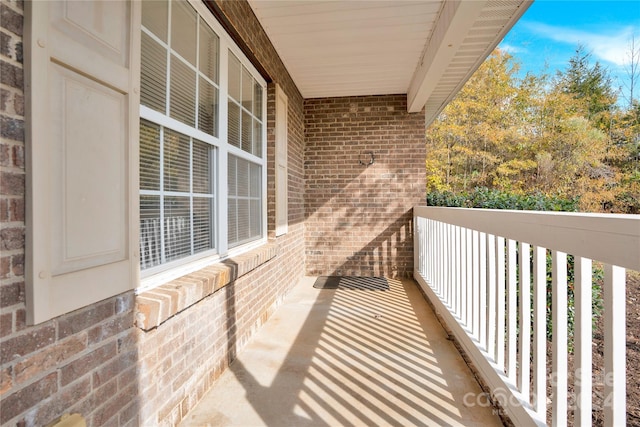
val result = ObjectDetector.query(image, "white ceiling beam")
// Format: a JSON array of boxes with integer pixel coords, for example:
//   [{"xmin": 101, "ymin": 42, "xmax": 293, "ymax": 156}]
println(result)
[{"xmin": 406, "ymin": 0, "xmax": 487, "ymax": 113}]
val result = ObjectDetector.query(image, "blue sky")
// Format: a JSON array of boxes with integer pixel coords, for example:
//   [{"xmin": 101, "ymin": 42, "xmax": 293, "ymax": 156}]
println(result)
[{"xmin": 499, "ymin": 0, "xmax": 640, "ymax": 103}]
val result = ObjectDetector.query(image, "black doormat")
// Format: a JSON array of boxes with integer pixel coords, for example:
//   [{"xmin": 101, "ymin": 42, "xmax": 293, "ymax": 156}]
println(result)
[{"xmin": 313, "ymin": 276, "xmax": 389, "ymax": 291}]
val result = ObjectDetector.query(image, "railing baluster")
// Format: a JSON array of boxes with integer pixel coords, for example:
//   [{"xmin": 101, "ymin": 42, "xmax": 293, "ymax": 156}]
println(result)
[
  {"xmin": 496, "ymin": 236, "xmax": 506, "ymax": 372},
  {"xmin": 466, "ymin": 228, "xmax": 473, "ymax": 330},
  {"xmin": 444, "ymin": 223, "xmax": 449, "ymax": 302},
  {"xmin": 604, "ymin": 264, "xmax": 626, "ymax": 427},
  {"xmin": 460, "ymin": 227, "xmax": 467, "ymax": 325},
  {"xmin": 473, "ymin": 230, "xmax": 480, "ymax": 340},
  {"xmin": 487, "ymin": 233, "xmax": 496, "ymax": 360},
  {"xmin": 518, "ymin": 242, "xmax": 531, "ymax": 402},
  {"xmin": 507, "ymin": 239, "xmax": 517, "ymax": 382},
  {"xmin": 455, "ymin": 226, "xmax": 461, "ymax": 318},
  {"xmin": 438, "ymin": 222, "xmax": 445, "ymax": 297},
  {"xmin": 532, "ymin": 246, "xmax": 547, "ymax": 418},
  {"xmin": 447, "ymin": 223, "xmax": 452, "ymax": 307},
  {"xmin": 479, "ymin": 232, "xmax": 487, "ymax": 350},
  {"xmin": 552, "ymin": 250, "xmax": 568, "ymax": 427},
  {"xmin": 574, "ymin": 256, "xmax": 592, "ymax": 427}
]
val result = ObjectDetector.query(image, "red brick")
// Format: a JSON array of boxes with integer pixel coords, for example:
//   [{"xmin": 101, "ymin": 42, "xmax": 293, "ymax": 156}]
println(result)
[
  {"xmin": 0, "ymin": 365, "xmax": 12, "ymax": 395},
  {"xmin": 0, "ymin": 372, "xmax": 57, "ymax": 424},
  {"xmin": 119, "ymin": 401, "xmax": 139, "ymax": 425},
  {"xmin": 0, "ymin": 226, "xmax": 24, "ymax": 250},
  {"xmin": 0, "ymin": 311, "xmax": 12, "ymax": 338},
  {"xmin": 92, "ymin": 382, "xmax": 137, "ymax": 427},
  {"xmin": 59, "ymin": 341, "xmax": 117, "ymax": 386},
  {"xmin": 0, "ymin": 142, "xmax": 9, "ymax": 166},
  {"xmin": 92, "ymin": 350, "xmax": 136, "ymax": 388},
  {"xmin": 0, "ymin": 281, "xmax": 24, "ymax": 307},
  {"xmin": 11, "ymin": 252, "xmax": 23, "ymax": 276},
  {"xmin": 88, "ymin": 315, "xmax": 132, "ymax": 345},
  {"xmin": 27, "ymin": 377, "xmax": 91, "ymax": 427},
  {"xmin": 14, "ymin": 334, "xmax": 86, "ymax": 384},
  {"xmin": 14, "ymin": 307, "xmax": 25, "ymax": 331},
  {"xmin": 0, "ymin": 256, "xmax": 9, "ymax": 279},
  {"xmin": 13, "ymin": 92, "xmax": 23, "ymax": 115},
  {"xmin": 0, "ymin": 33, "xmax": 11, "ymax": 61},
  {"xmin": 117, "ymin": 365, "xmax": 137, "ymax": 390},
  {"xmin": 12, "ymin": 144, "xmax": 23, "ymax": 167},
  {"xmin": 0, "ymin": 198, "xmax": 7, "ymax": 221},
  {"xmin": 0, "ymin": 3, "xmax": 23, "ymax": 36},
  {"xmin": 0, "ymin": 323, "xmax": 55, "ymax": 364},
  {"xmin": 57, "ymin": 299, "xmax": 115, "ymax": 339},
  {"xmin": 9, "ymin": 198, "xmax": 24, "ymax": 222},
  {"xmin": 0, "ymin": 116, "xmax": 24, "ymax": 142}
]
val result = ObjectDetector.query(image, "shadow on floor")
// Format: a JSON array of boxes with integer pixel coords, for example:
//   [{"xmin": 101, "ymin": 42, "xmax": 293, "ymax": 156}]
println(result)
[{"xmin": 180, "ymin": 277, "xmax": 502, "ymax": 427}]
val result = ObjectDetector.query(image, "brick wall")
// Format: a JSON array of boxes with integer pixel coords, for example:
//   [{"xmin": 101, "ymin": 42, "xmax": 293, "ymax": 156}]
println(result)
[
  {"xmin": 304, "ymin": 95, "xmax": 426, "ymax": 278},
  {"xmin": 1, "ymin": 4, "xmax": 140, "ymax": 426},
  {"xmin": 0, "ymin": 0, "xmax": 306, "ymax": 426}
]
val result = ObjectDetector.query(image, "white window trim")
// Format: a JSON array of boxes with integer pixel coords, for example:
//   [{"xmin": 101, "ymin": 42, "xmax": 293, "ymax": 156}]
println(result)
[
  {"xmin": 138, "ymin": 0, "xmax": 268, "ymax": 292},
  {"xmin": 275, "ymin": 83, "xmax": 288, "ymax": 237}
]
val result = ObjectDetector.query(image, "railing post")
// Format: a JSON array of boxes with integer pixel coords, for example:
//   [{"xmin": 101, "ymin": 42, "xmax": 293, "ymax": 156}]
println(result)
[{"xmin": 604, "ymin": 264, "xmax": 626, "ymax": 427}]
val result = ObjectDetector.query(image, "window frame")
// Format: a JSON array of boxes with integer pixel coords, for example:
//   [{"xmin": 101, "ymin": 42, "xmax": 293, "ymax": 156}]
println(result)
[{"xmin": 138, "ymin": 0, "xmax": 267, "ymax": 291}]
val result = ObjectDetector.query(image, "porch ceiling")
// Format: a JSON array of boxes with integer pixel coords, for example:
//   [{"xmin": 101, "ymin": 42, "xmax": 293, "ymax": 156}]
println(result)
[{"xmin": 247, "ymin": 0, "xmax": 531, "ymax": 123}]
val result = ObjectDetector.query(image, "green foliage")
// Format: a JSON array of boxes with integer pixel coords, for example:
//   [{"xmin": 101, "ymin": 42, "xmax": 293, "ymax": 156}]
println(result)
[{"xmin": 426, "ymin": 187, "xmax": 579, "ymax": 211}]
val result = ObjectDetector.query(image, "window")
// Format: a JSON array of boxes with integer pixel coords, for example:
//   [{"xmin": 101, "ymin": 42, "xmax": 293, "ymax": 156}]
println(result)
[{"xmin": 139, "ymin": 0, "xmax": 266, "ymax": 283}]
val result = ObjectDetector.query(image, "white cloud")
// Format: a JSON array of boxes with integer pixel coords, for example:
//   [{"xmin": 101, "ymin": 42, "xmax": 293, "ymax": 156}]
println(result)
[
  {"xmin": 523, "ymin": 22, "xmax": 638, "ymax": 67},
  {"xmin": 499, "ymin": 43, "xmax": 526, "ymax": 54}
]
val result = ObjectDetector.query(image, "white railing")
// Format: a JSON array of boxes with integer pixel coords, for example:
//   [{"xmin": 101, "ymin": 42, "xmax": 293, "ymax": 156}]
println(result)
[{"xmin": 413, "ymin": 206, "xmax": 640, "ymax": 427}]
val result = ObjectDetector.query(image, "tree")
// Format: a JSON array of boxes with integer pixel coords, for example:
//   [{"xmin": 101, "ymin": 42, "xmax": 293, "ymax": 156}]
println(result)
[
  {"xmin": 556, "ymin": 45, "xmax": 617, "ymax": 127},
  {"xmin": 622, "ymin": 35, "xmax": 640, "ymax": 111},
  {"xmin": 427, "ymin": 47, "xmax": 620, "ymax": 212}
]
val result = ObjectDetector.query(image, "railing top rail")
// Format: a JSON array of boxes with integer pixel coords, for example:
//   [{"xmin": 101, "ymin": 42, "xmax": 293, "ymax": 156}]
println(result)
[{"xmin": 414, "ymin": 205, "xmax": 640, "ymax": 271}]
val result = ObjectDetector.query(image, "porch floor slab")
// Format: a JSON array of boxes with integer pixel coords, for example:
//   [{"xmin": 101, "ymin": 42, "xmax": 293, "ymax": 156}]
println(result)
[{"xmin": 179, "ymin": 277, "xmax": 503, "ymax": 427}]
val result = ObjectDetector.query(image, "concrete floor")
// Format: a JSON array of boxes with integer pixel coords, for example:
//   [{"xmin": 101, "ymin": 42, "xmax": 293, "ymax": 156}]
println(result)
[{"xmin": 180, "ymin": 277, "xmax": 503, "ymax": 427}]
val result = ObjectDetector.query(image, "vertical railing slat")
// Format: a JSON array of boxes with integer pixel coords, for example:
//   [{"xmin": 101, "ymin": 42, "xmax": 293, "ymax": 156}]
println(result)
[
  {"xmin": 496, "ymin": 236, "xmax": 506, "ymax": 372},
  {"xmin": 507, "ymin": 239, "xmax": 517, "ymax": 382},
  {"xmin": 466, "ymin": 228, "xmax": 473, "ymax": 330},
  {"xmin": 460, "ymin": 227, "xmax": 467, "ymax": 326},
  {"xmin": 455, "ymin": 226, "xmax": 461, "ymax": 318},
  {"xmin": 574, "ymin": 256, "xmax": 592, "ymax": 427},
  {"xmin": 479, "ymin": 232, "xmax": 487, "ymax": 350},
  {"xmin": 532, "ymin": 245, "xmax": 547, "ymax": 418},
  {"xmin": 473, "ymin": 230, "xmax": 480, "ymax": 340},
  {"xmin": 487, "ymin": 234, "xmax": 496, "ymax": 360},
  {"xmin": 552, "ymin": 250, "xmax": 568, "ymax": 427},
  {"xmin": 604, "ymin": 264, "xmax": 626, "ymax": 427},
  {"xmin": 518, "ymin": 242, "xmax": 531, "ymax": 402}
]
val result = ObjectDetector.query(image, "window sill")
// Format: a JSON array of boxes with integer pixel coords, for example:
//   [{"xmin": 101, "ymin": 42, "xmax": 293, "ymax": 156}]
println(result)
[{"xmin": 135, "ymin": 242, "xmax": 278, "ymax": 331}]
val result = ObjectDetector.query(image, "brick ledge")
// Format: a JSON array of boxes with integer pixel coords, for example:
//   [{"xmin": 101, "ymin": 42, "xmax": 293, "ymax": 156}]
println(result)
[{"xmin": 135, "ymin": 243, "xmax": 278, "ymax": 331}]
